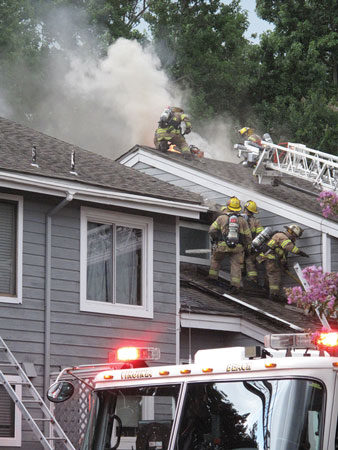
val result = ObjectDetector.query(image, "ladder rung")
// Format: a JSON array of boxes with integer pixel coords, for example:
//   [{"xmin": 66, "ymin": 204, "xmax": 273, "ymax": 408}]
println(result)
[
  {"xmin": 0, "ymin": 362, "xmax": 16, "ymax": 366},
  {"xmin": 23, "ymin": 400, "xmax": 43, "ymax": 404},
  {"xmin": 46, "ymin": 437, "xmax": 68, "ymax": 441},
  {"xmin": 32, "ymin": 418, "xmax": 52, "ymax": 422}
]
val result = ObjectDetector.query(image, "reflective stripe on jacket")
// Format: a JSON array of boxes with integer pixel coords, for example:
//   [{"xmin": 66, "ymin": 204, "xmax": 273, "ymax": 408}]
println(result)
[{"xmin": 258, "ymin": 231, "xmax": 300, "ymax": 261}]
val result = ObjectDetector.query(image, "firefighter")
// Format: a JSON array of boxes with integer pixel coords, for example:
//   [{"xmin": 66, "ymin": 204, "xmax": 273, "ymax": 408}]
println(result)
[
  {"xmin": 208, "ymin": 196, "xmax": 252, "ymax": 294},
  {"xmin": 257, "ymin": 224, "xmax": 309, "ymax": 302},
  {"xmin": 242, "ymin": 200, "xmax": 264, "ymax": 286},
  {"xmin": 154, "ymin": 107, "xmax": 192, "ymax": 159},
  {"xmin": 239, "ymin": 127, "xmax": 262, "ymax": 146}
]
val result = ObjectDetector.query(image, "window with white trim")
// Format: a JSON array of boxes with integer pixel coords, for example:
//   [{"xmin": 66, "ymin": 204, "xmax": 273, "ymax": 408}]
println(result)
[
  {"xmin": 80, "ymin": 207, "xmax": 153, "ymax": 317},
  {"xmin": 180, "ymin": 221, "xmax": 210, "ymax": 265},
  {"xmin": 0, "ymin": 194, "xmax": 23, "ymax": 304},
  {"xmin": 0, "ymin": 376, "xmax": 22, "ymax": 447}
]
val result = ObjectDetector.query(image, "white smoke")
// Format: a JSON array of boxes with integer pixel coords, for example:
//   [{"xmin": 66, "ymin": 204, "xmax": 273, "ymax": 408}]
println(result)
[{"xmin": 1, "ymin": 6, "xmax": 238, "ymax": 162}]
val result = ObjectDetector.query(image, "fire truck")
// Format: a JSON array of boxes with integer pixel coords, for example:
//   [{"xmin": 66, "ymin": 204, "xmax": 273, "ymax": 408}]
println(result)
[{"xmin": 48, "ymin": 330, "xmax": 338, "ymax": 450}]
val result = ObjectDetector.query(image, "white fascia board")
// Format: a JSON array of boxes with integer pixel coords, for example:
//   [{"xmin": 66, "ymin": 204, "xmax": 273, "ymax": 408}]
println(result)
[
  {"xmin": 122, "ymin": 150, "xmax": 338, "ymax": 237},
  {"xmin": 0, "ymin": 170, "xmax": 207, "ymax": 219},
  {"xmin": 180, "ymin": 313, "xmax": 268, "ymax": 343}
]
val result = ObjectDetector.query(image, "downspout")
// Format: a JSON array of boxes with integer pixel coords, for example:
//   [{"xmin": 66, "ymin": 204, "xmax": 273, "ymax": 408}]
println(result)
[{"xmin": 44, "ymin": 192, "xmax": 74, "ymax": 402}]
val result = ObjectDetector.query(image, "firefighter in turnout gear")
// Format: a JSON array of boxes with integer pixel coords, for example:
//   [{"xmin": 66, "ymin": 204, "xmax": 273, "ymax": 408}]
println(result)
[
  {"xmin": 242, "ymin": 200, "xmax": 264, "ymax": 286},
  {"xmin": 154, "ymin": 107, "xmax": 192, "ymax": 157},
  {"xmin": 257, "ymin": 224, "xmax": 309, "ymax": 302},
  {"xmin": 239, "ymin": 127, "xmax": 262, "ymax": 146},
  {"xmin": 208, "ymin": 197, "xmax": 252, "ymax": 294}
]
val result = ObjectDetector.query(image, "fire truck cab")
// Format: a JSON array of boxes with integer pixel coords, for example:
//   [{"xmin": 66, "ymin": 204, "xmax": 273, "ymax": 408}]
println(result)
[{"xmin": 48, "ymin": 331, "xmax": 338, "ymax": 450}]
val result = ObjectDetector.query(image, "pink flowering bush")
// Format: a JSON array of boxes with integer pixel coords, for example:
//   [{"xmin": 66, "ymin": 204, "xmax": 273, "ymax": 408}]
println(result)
[
  {"xmin": 317, "ymin": 191, "xmax": 338, "ymax": 219},
  {"xmin": 285, "ymin": 265, "xmax": 338, "ymax": 320}
]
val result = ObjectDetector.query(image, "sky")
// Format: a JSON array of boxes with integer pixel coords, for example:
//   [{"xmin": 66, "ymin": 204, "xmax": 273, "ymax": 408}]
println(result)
[{"xmin": 240, "ymin": 0, "xmax": 272, "ymax": 41}]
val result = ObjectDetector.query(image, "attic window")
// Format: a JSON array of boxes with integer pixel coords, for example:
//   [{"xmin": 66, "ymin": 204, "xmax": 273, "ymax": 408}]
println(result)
[{"xmin": 180, "ymin": 223, "xmax": 210, "ymax": 264}]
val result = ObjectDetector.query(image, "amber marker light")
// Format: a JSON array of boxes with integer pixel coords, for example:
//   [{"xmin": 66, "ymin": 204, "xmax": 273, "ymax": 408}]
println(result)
[
  {"xmin": 180, "ymin": 369, "xmax": 191, "ymax": 374},
  {"xmin": 333, "ymin": 362, "xmax": 338, "ymax": 368},
  {"xmin": 103, "ymin": 374, "xmax": 114, "ymax": 380},
  {"xmin": 265, "ymin": 363, "xmax": 277, "ymax": 368},
  {"xmin": 159, "ymin": 370, "xmax": 169, "ymax": 376},
  {"xmin": 202, "ymin": 368, "xmax": 213, "ymax": 373}
]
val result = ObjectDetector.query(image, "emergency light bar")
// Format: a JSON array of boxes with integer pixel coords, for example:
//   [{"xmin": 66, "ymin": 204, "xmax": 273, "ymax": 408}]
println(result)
[
  {"xmin": 265, "ymin": 332, "xmax": 338, "ymax": 352},
  {"xmin": 113, "ymin": 347, "xmax": 161, "ymax": 362}
]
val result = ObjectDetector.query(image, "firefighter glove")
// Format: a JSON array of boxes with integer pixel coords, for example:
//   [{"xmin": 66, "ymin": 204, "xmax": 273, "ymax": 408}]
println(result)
[{"xmin": 299, "ymin": 250, "xmax": 309, "ymax": 258}]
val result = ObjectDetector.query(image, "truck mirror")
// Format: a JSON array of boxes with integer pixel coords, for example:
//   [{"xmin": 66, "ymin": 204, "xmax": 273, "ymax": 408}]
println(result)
[{"xmin": 47, "ymin": 381, "xmax": 74, "ymax": 403}]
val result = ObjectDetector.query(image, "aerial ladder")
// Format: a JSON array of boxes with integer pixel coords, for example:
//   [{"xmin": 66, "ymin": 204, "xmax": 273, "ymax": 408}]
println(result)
[
  {"xmin": 0, "ymin": 337, "xmax": 76, "ymax": 450},
  {"xmin": 234, "ymin": 138, "xmax": 338, "ymax": 192}
]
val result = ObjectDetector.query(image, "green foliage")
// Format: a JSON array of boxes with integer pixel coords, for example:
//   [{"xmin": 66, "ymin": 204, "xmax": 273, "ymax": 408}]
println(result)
[
  {"xmin": 145, "ymin": 0, "xmax": 254, "ymax": 127},
  {"xmin": 254, "ymin": 0, "xmax": 338, "ymax": 153},
  {"xmin": 85, "ymin": 0, "xmax": 149, "ymax": 46}
]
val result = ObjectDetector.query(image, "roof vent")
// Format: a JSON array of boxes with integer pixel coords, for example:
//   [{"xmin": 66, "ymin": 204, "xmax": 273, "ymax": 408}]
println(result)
[
  {"xmin": 70, "ymin": 150, "xmax": 78, "ymax": 176},
  {"xmin": 31, "ymin": 146, "xmax": 39, "ymax": 168}
]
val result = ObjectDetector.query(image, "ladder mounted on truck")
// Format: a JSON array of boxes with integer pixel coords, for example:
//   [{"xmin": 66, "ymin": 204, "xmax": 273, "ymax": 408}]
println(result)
[
  {"xmin": 235, "ymin": 140, "xmax": 338, "ymax": 191},
  {"xmin": 0, "ymin": 337, "xmax": 76, "ymax": 450}
]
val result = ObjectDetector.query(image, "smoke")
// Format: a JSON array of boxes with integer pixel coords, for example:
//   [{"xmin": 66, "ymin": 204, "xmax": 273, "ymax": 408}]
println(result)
[{"xmin": 1, "ymin": 5, "xmax": 238, "ymax": 162}]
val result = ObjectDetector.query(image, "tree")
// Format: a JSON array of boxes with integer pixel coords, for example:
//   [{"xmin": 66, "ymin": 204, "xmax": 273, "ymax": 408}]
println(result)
[
  {"xmin": 252, "ymin": 0, "xmax": 338, "ymax": 153},
  {"xmin": 145, "ymin": 0, "xmax": 256, "ymax": 126},
  {"xmin": 85, "ymin": 0, "xmax": 149, "ymax": 47}
]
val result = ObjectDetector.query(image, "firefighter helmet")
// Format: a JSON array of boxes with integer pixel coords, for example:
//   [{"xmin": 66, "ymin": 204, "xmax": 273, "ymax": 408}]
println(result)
[
  {"xmin": 284, "ymin": 224, "xmax": 304, "ymax": 238},
  {"xmin": 239, "ymin": 127, "xmax": 254, "ymax": 137},
  {"xmin": 226, "ymin": 196, "xmax": 242, "ymax": 212},
  {"xmin": 245, "ymin": 200, "xmax": 258, "ymax": 214}
]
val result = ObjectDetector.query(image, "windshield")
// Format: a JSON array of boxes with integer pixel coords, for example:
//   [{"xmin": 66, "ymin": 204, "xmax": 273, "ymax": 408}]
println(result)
[
  {"xmin": 80, "ymin": 378, "xmax": 324, "ymax": 450},
  {"xmin": 81, "ymin": 384, "xmax": 181, "ymax": 450},
  {"xmin": 175, "ymin": 379, "xmax": 324, "ymax": 450}
]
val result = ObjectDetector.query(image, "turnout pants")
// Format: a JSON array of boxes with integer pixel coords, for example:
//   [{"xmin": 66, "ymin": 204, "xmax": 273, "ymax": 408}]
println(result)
[
  {"xmin": 264, "ymin": 259, "xmax": 282, "ymax": 295},
  {"xmin": 154, "ymin": 130, "xmax": 190, "ymax": 153},
  {"xmin": 245, "ymin": 254, "xmax": 258, "ymax": 281},
  {"xmin": 209, "ymin": 243, "xmax": 244, "ymax": 288}
]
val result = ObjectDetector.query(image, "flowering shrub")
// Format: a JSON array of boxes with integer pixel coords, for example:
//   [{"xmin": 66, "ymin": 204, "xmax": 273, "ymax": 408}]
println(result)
[
  {"xmin": 285, "ymin": 265, "xmax": 338, "ymax": 320},
  {"xmin": 317, "ymin": 190, "xmax": 338, "ymax": 219}
]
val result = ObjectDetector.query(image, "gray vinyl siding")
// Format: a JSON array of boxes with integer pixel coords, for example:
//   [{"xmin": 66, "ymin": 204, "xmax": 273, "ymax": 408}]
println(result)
[
  {"xmin": 179, "ymin": 329, "xmax": 260, "ymax": 362},
  {"xmin": 133, "ymin": 162, "xmax": 324, "ymax": 281},
  {"xmin": 0, "ymin": 194, "xmax": 178, "ymax": 450}
]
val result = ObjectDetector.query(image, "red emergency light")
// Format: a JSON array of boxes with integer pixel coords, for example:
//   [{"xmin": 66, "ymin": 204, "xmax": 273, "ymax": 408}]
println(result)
[
  {"xmin": 313, "ymin": 332, "xmax": 338, "ymax": 349},
  {"xmin": 109, "ymin": 347, "xmax": 161, "ymax": 365}
]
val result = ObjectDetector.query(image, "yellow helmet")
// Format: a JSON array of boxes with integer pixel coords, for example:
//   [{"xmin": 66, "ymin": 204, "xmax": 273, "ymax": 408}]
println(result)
[
  {"xmin": 239, "ymin": 127, "xmax": 254, "ymax": 137},
  {"xmin": 284, "ymin": 224, "xmax": 304, "ymax": 238},
  {"xmin": 226, "ymin": 196, "xmax": 242, "ymax": 212},
  {"xmin": 245, "ymin": 200, "xmax": 258, "ymax": 214}
]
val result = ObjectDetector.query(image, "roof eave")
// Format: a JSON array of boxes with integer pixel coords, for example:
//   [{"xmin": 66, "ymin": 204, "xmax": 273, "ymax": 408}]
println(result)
[{"xmin": 0, "ymin": 170, "xmax": 208, "ymax": 219}]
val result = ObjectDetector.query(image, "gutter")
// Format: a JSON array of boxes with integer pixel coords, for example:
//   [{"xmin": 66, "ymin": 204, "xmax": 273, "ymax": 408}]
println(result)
[
  {"xmin": 0, "ymin": 171, "xmax": 207, "ymax": 219},
  {"xmin": 44, "ymin": 192, "xmax": 74, "ymax": 408}
]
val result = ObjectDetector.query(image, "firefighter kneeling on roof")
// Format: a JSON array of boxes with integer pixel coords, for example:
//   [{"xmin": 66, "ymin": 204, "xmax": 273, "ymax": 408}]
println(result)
[
  {"xmin": 154, "ymin": 106, "xmax": 193, "ymax": 159},
  {"xmin": 256, "ymin": 224, "xmax": 309, "ymax": 302},
  {"xmin": 208, "ymin": 197, "xmax": 252, "ymax": 295}
]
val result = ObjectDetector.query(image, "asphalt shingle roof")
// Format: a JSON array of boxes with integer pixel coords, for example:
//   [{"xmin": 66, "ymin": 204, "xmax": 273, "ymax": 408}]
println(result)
[
  {"xmin": 180, "ymin": 264, "xmax": 334, "ymax": 333},
  {"xmin": 123, "ymin": 145, "xmax": 335, "ymax": 221},
  {"xmin": 0, "ymin": 117, "xmax": 203, "ymax": 205}
]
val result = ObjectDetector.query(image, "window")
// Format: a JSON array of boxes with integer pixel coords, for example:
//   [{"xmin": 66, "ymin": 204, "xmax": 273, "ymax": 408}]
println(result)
[
  {"xmin": 175, "ymin": 379, "xmax": 324, "ymax": 450},
  {"xmin": 0, "ymin": 376, "xmax": 22, "ymax": 447},
  {"xmin": 81, "ymin": 384, "xmax": 181, "ymax": 450},
  {"xmin": 80, "ymin": 207, "xmax": 153, "ymax": 317},
  {"xmin": 0, "ymin": 195, "xmax": 23, "ymax": 304},
  {"xmin": 180, "ymin": 222, "xmax": 210, "ymax": 265}
]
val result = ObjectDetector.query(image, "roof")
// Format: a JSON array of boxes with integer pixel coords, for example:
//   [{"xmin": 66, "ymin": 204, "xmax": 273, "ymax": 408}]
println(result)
[
  {"xmin": 180, "ymin": 264, "xmax": 333, "ymax": 334},
  {"xmin": 119, "ymin": 145, "xmax": 335, "ymax": 221},
  {"xmin": 0, "ymin": 117, "xmax": 203, "ymax": 205}
]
